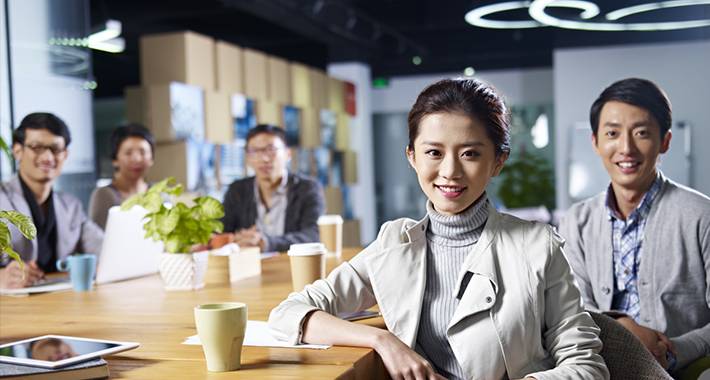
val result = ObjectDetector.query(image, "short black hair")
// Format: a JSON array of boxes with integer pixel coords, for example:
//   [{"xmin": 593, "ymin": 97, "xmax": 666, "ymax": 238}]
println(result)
[
  {"xmin": 590, "ymin": 78, "xmax": 672, "ymax": 138},
  {"xmin": 110, "ymin": 124, "xmax": 155, "ymax": 160},
  {"xmin": 13, "ymin": 112, "xmax": 72, "ymax": 147},
  {"xmin": 246, "ymin": 124, "xmax": 287, "ymax": 146}
]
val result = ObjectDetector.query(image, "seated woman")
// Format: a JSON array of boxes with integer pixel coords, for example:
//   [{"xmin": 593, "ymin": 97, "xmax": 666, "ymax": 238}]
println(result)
[
  {"xmin": 89, "ymin": 124, "xmax": 155, "ymax": 229},
  {"xmin": 268, "ymin": 78, "xmax": 609, "ymax": 380}
]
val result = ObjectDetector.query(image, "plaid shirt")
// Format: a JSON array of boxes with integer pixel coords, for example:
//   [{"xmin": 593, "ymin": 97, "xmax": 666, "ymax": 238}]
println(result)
[{"xmin": 606, "ymin": 173, "xmax": 663, "ymax": 322}]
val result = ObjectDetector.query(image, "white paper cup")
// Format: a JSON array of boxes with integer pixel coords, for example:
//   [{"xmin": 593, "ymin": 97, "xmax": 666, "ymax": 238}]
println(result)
[
  {"xmin": 317, "ymin": 215, "xmax": 343, "ymax": 257},
  {"xmin": 287, "ymin": 243, "xmax": 326, "ymax": 292}
]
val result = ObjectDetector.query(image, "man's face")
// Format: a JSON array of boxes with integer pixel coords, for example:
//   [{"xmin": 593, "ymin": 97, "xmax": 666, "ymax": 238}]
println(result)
[
  {"xmin": 246, "ymin": 133, "xmax": 290, "ymax": 183},
  {"xmin": 12, "ymin": 128, "xmax": 68, "ymax": 185},
  {"xmin": 593, "ymin": 101, "xmax": 671, "ymax": 193}
]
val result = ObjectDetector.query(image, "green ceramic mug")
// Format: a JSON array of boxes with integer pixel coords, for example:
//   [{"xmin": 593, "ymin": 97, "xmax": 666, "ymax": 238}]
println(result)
[{"xmin": 194, "ymin": 302, "xmax": 248, "ymax": 372}]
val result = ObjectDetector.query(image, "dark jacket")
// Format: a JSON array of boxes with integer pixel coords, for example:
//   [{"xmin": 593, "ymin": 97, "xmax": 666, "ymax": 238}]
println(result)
[{"xmin": 222, "ymin": 173, "xmax": 324, "ymax": 252}]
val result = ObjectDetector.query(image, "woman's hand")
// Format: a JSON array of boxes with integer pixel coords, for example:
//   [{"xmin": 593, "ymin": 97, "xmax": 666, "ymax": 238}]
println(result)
[{"xmin": 372, "ymin": 331, "xmax": 446, "ymax": 380}]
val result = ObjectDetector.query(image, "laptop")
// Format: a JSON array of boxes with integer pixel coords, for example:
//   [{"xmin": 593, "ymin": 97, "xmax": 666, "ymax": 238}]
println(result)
[{"xmin": 94, "ymin": 206, "xmax": 163, "ymax": 284}]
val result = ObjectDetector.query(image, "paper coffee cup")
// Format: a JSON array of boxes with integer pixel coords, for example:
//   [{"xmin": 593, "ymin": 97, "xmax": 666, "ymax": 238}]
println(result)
[
  {"xmin": 317, "ymin": 215, "xmax": 343, "ymax": 257},
  {"xmin": 288, "ymin": 243, "xmax": 326, "ymax": 292}
]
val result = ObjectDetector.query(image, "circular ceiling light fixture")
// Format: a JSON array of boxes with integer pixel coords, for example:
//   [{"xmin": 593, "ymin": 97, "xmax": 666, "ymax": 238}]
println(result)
[
  {"xmin": 529, "ymin": 0, "xmax": 710, "ymax": 31},
  {"xmin": 465, "ymin": 0, "xmax": 599, "ymax": 29}
]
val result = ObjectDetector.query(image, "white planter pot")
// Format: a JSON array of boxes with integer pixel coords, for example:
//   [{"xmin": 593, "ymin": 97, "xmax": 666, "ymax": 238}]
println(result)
[{"xmin": 159, "ymin": 251, "xmax": 209, "ymax": 291}]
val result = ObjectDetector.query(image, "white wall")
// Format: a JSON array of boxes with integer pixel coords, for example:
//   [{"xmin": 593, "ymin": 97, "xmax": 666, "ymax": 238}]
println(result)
[
  {"xmin": 554, "ymin": 40, "xmax": 710, "ymax": 210},
  {"xmin": 372, "ymin": 68, "xmax": 553, "ymax": 113}
]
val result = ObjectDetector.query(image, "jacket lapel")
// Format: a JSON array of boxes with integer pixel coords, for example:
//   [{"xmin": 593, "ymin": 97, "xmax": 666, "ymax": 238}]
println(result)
[
  {"xmin": 367, "ymin": 218, "xmax": 428, "ymax": 347},
  {"xmin": 595, "ymin": 194, "xmax": 614, "ymax": 310},
  {"xmin": 448, "ymin": 204, "xmax": 500, "ymax": 329}
]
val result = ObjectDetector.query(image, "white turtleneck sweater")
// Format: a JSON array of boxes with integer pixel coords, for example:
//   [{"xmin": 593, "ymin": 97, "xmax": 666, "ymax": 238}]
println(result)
[{"xmin": 414, "ymin": 195, "xmax": 489, "ymax": 380}]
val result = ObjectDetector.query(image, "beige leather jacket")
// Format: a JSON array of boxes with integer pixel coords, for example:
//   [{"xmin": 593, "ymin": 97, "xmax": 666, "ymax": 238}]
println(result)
[{"xmin": 269, "ymin": 204, "xmax": 609, "ymax": 380}]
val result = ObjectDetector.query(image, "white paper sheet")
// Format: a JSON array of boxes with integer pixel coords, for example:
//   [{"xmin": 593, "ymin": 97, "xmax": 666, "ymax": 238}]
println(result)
[
  {"xmin": 0, "ymin": 279, "xmax": 72, "ymax": 296},
  {"xmin": 183, "ymin": 320, "xmax": 330, "ymax": 350}
]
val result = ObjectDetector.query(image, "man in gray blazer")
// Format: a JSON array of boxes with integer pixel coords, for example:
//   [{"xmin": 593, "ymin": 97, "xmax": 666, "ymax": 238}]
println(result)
[
  {"xmin": 0, "ymin": 113, "xmax": 103, "ymax": 289},
  {"xmin": 559, "ymin": 78, "xmax": 710, "ymax": 374},
  {"xmin": 220, "ymin": 124, "xmax": 324, "ymax": 252}
]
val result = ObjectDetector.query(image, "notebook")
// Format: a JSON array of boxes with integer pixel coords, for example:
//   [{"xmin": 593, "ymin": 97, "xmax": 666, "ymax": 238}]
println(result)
[{"xmin": 0, "ymin": 357, "xmax": 108, "ymax": 379}]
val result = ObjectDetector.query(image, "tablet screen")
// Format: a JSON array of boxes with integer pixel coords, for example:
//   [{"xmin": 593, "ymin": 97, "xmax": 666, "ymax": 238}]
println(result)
[{"xmin": 1, "ymin": 336, "xmax": 120, "ymax": 362}]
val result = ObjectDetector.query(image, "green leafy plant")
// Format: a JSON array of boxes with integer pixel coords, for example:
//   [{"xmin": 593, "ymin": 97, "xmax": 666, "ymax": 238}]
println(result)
[
  {"xmin": 497, "ymin": 150, "xmax": 555, "ymax": 210},
  {"xmin": 121, "ymin": 177, "xmax": 224, "ymax": 254},
  {"xmin": 0, "ymin": 136, "xmax": 37, "ymax": 268}
]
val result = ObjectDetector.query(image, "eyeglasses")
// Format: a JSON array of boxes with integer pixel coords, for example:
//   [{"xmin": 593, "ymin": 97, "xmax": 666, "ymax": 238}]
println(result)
[
  {"xmin": 246, "ymin": 145, "xmax": 282, "ymax": 158},
  {"xmin": 23, "ymin": 143, "xmax": 67, "ymax": 156}
]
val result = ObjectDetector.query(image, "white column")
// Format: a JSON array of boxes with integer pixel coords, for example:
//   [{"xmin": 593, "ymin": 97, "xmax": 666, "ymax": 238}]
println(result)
[{"xmin": 327, "ymin": 62, "xmax": 376, "ymax": 244}]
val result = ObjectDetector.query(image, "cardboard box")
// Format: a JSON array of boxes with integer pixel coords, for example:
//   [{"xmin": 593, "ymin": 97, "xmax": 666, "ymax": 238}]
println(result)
[
  {"xmin": 147, "ymin": 139, "xmax": 214, "ymax": 191},
  {"xmin": 300, "ymin": 107, "xmax": 321, "ymax": 148},
  {"xmin": 143, "ymin": 82, "xmax": 205, "ymax": 143},
  {"xmin": 335, "ymin": 112, "xmax": 350, "ymax": 150},
  {"xmin": 267, "ymin": 56, "xmax": 291, "ymax": 104},
  {"xmin": 124, "ymin": 86, "xmax": 145, "ymax": 124},
  {"xmin": 328, "ymin": 77, "xmax": 345, "ymax": 113},
  {"xmin": 214, "ymin": 40, "xmax": 243, "ymax": 94},
  {"xmin": 140, "ymin": 31, "xmax": 215, "ymax": 90},
  {"xmin": 344, "ymin": 150, "xmax": 358, "ymax": 184},
  {"xmin": 243, "ymin": 48, "xmax": 268, "ymax": 101},
  {"xmin": 256, "ymin": 100, "xmax": 282, "ymax": 126},
  {"xmin": 204, "ymin": 90, "xmax": 233, "ymax": 144},
  {"xmin": 310, "ymin": 68, "xmax": 328, "ymax": 110},
  {"xmin": 342, "ymin": 219, "xmax": 361, "ymax": 248},
  {"xmin": 290, "ymin": 62, "xmax": 311, "ymax": 108},
  {"xmin": 324, "ymin": 186, "xmax": 343, "ymax": 215}
]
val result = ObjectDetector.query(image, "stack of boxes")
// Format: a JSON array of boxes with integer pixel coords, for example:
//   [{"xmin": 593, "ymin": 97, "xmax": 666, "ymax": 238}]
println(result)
[{"xmin": 124, "ymin": 30, "xmax": 361, "ymax": 245}]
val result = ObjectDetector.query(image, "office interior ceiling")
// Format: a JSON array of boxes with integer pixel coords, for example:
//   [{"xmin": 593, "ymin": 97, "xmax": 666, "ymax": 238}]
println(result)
[{"xmin": 90, "ymin": 0, "xmax": 710, "ymax": 97}]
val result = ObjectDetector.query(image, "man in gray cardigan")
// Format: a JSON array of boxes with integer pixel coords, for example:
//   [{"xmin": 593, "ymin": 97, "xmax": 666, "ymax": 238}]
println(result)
[
  {"xmin": 220, "ymin": 124, "xmax": 324, "ymax": 252},
  {"xmin": 0, "ymin": 113, "xmax": 104, "ymax": 289},
  {"xmin": 559, "ymin": 78, "xmax": 710, "ymax": 375}
]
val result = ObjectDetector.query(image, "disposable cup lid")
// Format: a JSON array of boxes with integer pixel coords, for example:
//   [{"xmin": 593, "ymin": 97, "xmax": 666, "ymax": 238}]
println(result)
[
  {"xmin": 317, "ymin": 215, "xmax": 343, "ymax": 225},
  {"xmin": 288, "ymin": 242, "xmax": 326, "ymax": 256}
]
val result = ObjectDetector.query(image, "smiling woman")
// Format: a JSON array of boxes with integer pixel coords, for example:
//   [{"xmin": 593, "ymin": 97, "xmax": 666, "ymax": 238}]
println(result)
[{"xmin": 268, "ymin": 78, "xmax": 609, "ymax": 380}]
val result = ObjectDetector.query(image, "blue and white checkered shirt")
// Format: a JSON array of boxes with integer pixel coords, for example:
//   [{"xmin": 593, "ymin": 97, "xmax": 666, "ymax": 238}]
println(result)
[{"xmin": 606, "ymin": 172, "xmax": 663, "ymax": 321}]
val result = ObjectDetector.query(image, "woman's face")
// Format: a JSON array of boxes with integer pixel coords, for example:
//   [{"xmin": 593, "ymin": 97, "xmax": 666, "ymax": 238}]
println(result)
[
  {"xmin": 407, "ymin": 112, "xmax": 506, "ymax": 216},
  {"xmin": 113, "ymin": 136, "xmax": 154, "ymax": 180}
]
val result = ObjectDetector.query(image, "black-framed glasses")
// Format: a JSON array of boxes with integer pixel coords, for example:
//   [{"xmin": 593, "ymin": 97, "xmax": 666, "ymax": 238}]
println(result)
[
  {"xmin": 246, "ymin": 145, "xmax": 282, "ymax": 158},
  {"xmin": 23, "ymin": 143, "xmax": 67, "ymax": 156}
]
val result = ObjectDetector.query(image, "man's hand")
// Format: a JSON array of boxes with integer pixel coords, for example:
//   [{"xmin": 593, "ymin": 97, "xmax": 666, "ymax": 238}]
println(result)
[
  {"xmin": 234, "ymin": 226, "xmax": 266, "ymax": 250},
  {"xmin": 0, "ymin": 261, "xmax": 44, "ymax": 289},
  {"xmin": 617, "ymin": 316, "xmax": 674, "ymax": 368}
]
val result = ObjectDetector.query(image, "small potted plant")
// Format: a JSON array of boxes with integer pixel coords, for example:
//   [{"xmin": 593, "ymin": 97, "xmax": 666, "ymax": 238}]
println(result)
[
  {"xmin": 0, "ymin": 137, "xmax": 37, "ymax": 274},
  {"xmin": 121, "ymin": 177, "xmax": 224, "ymax": 291}
]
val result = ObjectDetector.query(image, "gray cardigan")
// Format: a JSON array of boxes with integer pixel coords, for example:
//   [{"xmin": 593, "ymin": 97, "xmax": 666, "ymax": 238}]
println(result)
[
  {"xmin": 559, "ymin": 174, "xmax": 710, "ymax": 369},
  {"xmin": 221, "ymin": 173, "xmax": 324, "ymax": 252}
]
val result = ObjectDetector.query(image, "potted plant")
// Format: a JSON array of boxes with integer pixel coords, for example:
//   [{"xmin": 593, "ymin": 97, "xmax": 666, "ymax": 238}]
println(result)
[
  {"xmin": 121, "ymin": 177, "xmax": 224, "ymax": 290},
  {"xmin": 0, "ymin": 137, "xmax": 37, "ymax": 273}
]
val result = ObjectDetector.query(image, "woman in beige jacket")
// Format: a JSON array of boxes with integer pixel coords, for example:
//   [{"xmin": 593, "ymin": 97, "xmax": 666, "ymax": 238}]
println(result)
[{"xmin": 268, "ymin": 78, "xmax": 608, "ymax": 380}]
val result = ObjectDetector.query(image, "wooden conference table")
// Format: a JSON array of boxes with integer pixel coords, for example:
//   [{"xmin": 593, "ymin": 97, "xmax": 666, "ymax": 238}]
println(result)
[{"xmin": 0, "ymin": 248, "xmax": 387, "ymax": 379}]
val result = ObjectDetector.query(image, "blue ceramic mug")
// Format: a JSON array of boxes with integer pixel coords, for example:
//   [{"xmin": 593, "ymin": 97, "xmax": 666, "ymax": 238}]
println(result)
[{"xmin": 56, "ymin": 254, "xmax": 97, "ymax": 292}]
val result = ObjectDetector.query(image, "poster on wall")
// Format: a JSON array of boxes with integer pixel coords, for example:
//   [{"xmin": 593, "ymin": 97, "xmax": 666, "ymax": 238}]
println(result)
[
  {"xmin": 344, "ymin": 81, "xmax": 356, "ymax": 116},
  {"xmin": 231, "ymin": 94, "xmax": 256, "ymax": 143},
  {"xmin": 170, "ymin": 82, "xmax": 205, "ymax": 141},
  {"xmin": 220, "ymin": 140, "xmax": 247, "ymax": 188},
  {"xmin": 283, "ymin": 105, "xmax": 301, "ymax": 146},
  {"xmin": 313, "ymin": 147, "xmax": 331, "ymax": 187},
  {"xmin": 320, "ymin": 109, "xmax": 336, "ymax": 149}
]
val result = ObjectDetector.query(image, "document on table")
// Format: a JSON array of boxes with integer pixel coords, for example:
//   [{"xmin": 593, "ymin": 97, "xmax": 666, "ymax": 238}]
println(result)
[{"xmin": 183, "ymin": 320, "xmax": 330, "ymax": 349}]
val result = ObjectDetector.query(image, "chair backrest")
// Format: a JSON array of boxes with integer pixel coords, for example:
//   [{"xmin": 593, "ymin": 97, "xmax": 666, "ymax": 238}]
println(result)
[{"xmin": 590, "ymin": 311, "xmax": 672, "ymax": 380}]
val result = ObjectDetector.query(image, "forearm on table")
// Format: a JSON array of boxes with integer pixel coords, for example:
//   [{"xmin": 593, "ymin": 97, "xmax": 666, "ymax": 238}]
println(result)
[{"xmin": 302, "ymin": 310, "xmax": 386, "ymax": 348}]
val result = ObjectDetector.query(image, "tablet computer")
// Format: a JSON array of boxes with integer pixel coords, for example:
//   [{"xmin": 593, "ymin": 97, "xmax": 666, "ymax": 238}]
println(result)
[{"xmin": 0, "ymin": 335, "xmax": 139, "ymax": 368}]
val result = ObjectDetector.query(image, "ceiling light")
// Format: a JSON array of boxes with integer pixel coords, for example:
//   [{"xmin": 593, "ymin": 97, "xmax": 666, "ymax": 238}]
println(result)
[
  {"xmin": 464, "ymin": 67, "xmax": 476, "ymax": 76},
  {"xmin": 412, "ymin": 56, "xmax": 422, "ymax": 65},
  {"xmin": 88, "ymin": 20, "xmax": 122, "ymax": 44},
  {"xmin": 606, "ymin": 0, "xmax": 710, "ymax": 21},
  {"xmin": 465, "ymin": 0, "xmax": 599, "ymax": 29},
  {"xmin": 89, "ymin": 38, "xmax": 125, "ymax": 53},
  {"xmin": 529, "ymin": 0, "xmax": 710, "ymax": 31}
]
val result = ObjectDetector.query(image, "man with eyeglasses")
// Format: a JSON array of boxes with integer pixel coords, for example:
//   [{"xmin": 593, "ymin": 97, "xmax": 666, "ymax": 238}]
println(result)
[
  {"xmin": 218, "ymin": 124, "xmax": 324, "ymax": 252},
  {"xmin": 0, "ymin": 112, "xmax": 103, "ymax": 289}
]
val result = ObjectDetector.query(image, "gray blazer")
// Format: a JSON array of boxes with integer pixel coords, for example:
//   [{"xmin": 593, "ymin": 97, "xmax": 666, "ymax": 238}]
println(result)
[
  {"xmin": 0, "ymin": 176, "xmax": 104, "ymax": 266},
  {"xmin": 559, "ymin": 174, "xmax": 710, "ymax": 369},
  {"xmin": 221, "ymin": 173, "xmax": 324, "ymax": 252}
]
